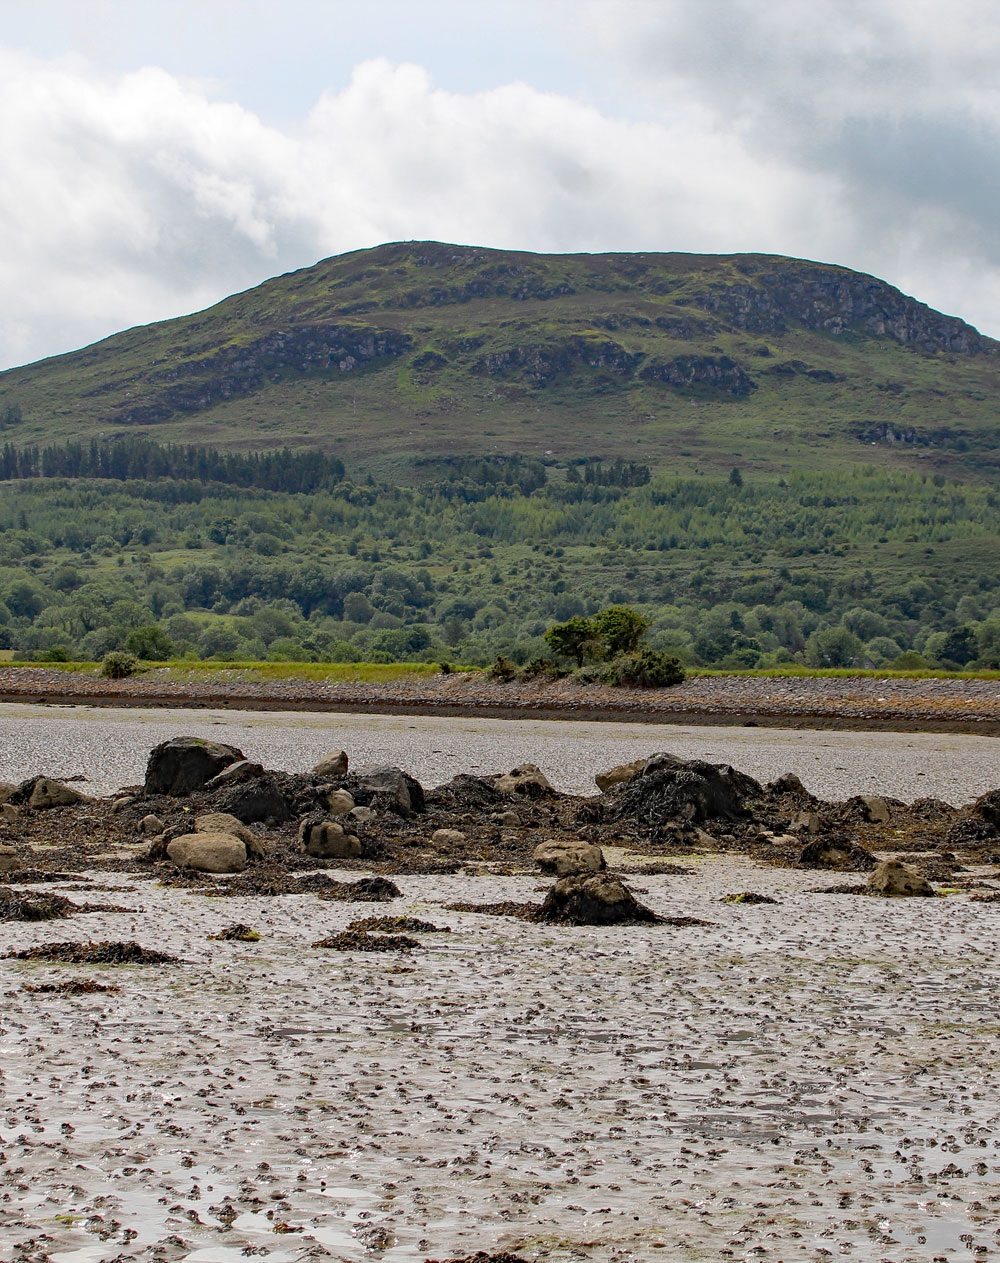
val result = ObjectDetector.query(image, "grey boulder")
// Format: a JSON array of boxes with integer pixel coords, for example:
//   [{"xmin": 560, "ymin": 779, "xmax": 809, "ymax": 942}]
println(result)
[
  {"xmin": 145, "ymin": 737, "xmax": 245, "ymax": 796},
  {"xmin": 533, "ymin": 839, "xmax": 606, "ymax": 877},
  {"xmin": 165, "ymin": 832, "xmax": 247, "ymax": 874},
  {"xmin": 868, "ymin": 859, "xmax": 934, "ymax": 897}
]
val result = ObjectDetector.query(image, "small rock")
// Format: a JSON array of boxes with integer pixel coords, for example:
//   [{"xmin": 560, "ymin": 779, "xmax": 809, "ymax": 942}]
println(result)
[
  {"xmin": 595, "ymin": 759, "xmax": 647, "ymax": 793},
  {"xmin": 349, "ymin": 805, "xmax": 377, "ymax": 823},
  {"xmin": 0, "ymin": 783, "xmax": 15, "ymax": 804},
  {"xmin": 491, "ymin": 810, "xmax": 520, "ymax": 826},
  {"xmin": 298, "ymin": 819, "xmax": 362, "ymax": 859},
  {"xmin": 0, "ymin": 844, "xmax": 20, "ymax": 873},
  {"xmin": 432, "ymin": 828, "xmax": 466, "ymax": 846},
  {"xmin": 145, "ymin": 737, "xmax": 245, "ymax": 796},
  {"xmin": 165, "ymin": 832, "xmax": 247, "ymax": 874},
  {"xmin": 140, "ymin": 813, "xmax": 164, "ymax": 837},
  {"xmin": 110, "ymin": 796, "xmax": 136, "ymax": 813},
  {"xmin": 204, "ymin": 760, "xmax": 265, "ymax": 790},
  {"xmin": 789, "ymin": 810, "xmax": 823, "ymax": 834},
  {"xmin": 860, "ymin": 795, "xmax": 892, "ymax": 824},
  {"xmin": 312, "ymin": 750, "xmax": 349, "ymax": 777},
  {"xmin": 533, "ymin": 839, "xmax": 606, "ymax": 877},
  {"xmin": 1, "ymin": 803, "xmax": 18, "ymax": 822},
  {"xmin": 868, "ymin": 859, "xmax": 934, "ymax": 897},
  {"xmin": 493, "ymin": 763, "xmax": 554, "ymax": 797},
  {"xmin": 325, "ymin": 789, "xmax": 356, "ymax": 816}
]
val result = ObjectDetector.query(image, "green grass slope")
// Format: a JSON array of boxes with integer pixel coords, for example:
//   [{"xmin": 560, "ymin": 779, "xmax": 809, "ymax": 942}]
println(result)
[{"xmin": 2, "ymin": 241, "xmax": 1000, "ymax": 481}]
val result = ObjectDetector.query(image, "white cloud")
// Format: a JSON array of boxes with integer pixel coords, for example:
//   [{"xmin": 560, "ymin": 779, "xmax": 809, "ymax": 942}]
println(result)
[{"xmin": 2, "ymin": 21, "xmax": 1000, "ymax": 371}]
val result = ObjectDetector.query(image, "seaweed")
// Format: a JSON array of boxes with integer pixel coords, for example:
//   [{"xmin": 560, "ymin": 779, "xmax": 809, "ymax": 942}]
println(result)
[
  {"xmin": 347, "ymin": 916, "xmax": 450, "ymax": 933},
  {"xmin": 2, "ymin": 939, "xmax": 180, "ymax": 964},
  {"xmin": 312, "ymin": 929, "xmax": 420, "ymax": 952}
]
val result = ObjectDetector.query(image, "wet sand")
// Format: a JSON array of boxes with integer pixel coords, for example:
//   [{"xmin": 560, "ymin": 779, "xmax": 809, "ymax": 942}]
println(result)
[
  {"xmin": 4, "ymin": 858, "xmax": 1000, "ymax": 1261},
  {"xmin": 1, "ymin": 700, "xmax": 998, "ymax": 804}
]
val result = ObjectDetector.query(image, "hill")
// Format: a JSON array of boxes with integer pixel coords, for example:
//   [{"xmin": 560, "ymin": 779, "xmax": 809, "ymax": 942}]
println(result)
[{"xmin": 2, "ymin": 241, "xmax": 999, "ymax": 481}]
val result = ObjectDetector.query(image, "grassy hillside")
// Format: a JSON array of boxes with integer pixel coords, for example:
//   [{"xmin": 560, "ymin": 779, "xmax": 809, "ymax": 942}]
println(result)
[{"xmin": 2, "ymin": 242, "xmax": 999, "ymax": 481}]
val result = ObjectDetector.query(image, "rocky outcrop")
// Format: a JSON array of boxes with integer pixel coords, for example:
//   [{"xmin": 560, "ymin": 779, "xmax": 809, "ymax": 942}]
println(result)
[
  {"xmin": 472, "ymin": 336, "xmax": 640, "ymax": 387},
  {"xmin": 7, "ymin": 778, "xmax": 93, "ymax": 810},
  {"xmin": 638, "ymin": 354, "xmax": 755, "ymax": 396},
  {"xmin": 110, "ymin": 324, "xmax": 412, "ymax": 425},
  {"xmin": 695, "ymin": 263, "xmax": 993, "ymax": 354}
]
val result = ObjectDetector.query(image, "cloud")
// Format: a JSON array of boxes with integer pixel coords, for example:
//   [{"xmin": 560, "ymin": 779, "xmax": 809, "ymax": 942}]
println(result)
[{"xmin": 2, "ymin": 21, "xmax": 1000, "ymax": 371}]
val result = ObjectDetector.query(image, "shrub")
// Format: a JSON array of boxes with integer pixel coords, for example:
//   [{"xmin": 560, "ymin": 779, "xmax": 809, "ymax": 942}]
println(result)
[
  {"xmin": 605, "ymin": 649, "xmax": 686, "ymax": 688},
  {"xmin": 101, "ymin": 651, "xmax": 140, "ymax": 679},
  {"xmin": 488, "ymin": 654, "xmax": 518, "ymax": 682}
]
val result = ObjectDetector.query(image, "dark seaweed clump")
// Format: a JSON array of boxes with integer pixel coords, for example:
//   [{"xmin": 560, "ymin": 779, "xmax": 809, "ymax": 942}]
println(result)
[
  {"xmin": 23, "ymin": 979, "xmax": 121, "ymax": 994},
  {"xmin": 2, "ymin": 939, "xmax": 179, "ymax": 964},
  {"xmin": 315, "ymin": 877, "xmax": 402, "ymax": 903},
  {"xmin": 347, "ymin": 915, "xmax": 449, "ymax": 933},
  {"xmin": 0, "ymin": 887, "xmax": 81, "ymax": 922},
  {"xmin": 425, "ymin": 1252, "xmax": 532, "ymax": 1263},
  {"xmin": 208, "ymin": 923, "xmax": 261, "ymax": 941},
  {"xmin": 313, "ymin": 929, "xmax": 420, "ymax": 952},
  {"xmin": 446, "ymin": 901, "xmax": 541, "ymax": 920},
  {"xmin": 721, "ymin": 891, "xmax": 780, "ymax": 905}
]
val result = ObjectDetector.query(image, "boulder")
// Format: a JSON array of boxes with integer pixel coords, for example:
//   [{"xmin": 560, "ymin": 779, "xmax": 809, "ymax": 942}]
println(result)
[
  {"xmin": 493, "ymin": 763, "xmax": 554, "ymax": 798},
  {"xmin": 298, "ymin": 819, "xmax": 362, "ymax": 860},
  {"xmin": 868, "ymin": 859, "xmax": 934, "ymax": 897},
  {"xmin": 140, "ymin": 813, "xmax": 165, "ymax": 837},
  {"xmin": 972, "ymin": 789, "xmax": 1000, "ymax": 832},
  {"xmin": 789, "ymin": 810, "xmax": 823, "ymax": 834},
  {"xmin": 217, "ymin": 775, "xmax": 291, "ymax": 824},
  {"xmin": 165, "ymin": 832, "xmax": 247, "ymax": 874},
  {"xmin": 9, "ymin": 777, "xmax": 94, "ymax": 809},
  {"xmin": 766, "ymin": 772, "xmax": 814, "ymax": 800},
  {"xmin": 0, "ymin": 844, "xmax": 21, "ymax": 873},
  {"xmin": 195, "ymin": 812, "xmax": 267, "ymax": 861},
  {"xmin": 601, "ymin": 753, "xmax": 760, "ymax": 826},
  {"xmin": 312, "ymin": 750, "xmax": 349, "ymax": 777},
  {"xmin": 533, "ymin": 840, "xmax": 606, "ymax": 877},
  {"xmin": 595, "ymin": 759, "xmax": 647, "ymax": 793},
  {"xmin": 349, "ymin": 805, "xmax": 377, "ymax": 824},
  {"xmin": 325, "ymin": 789, "xmax": 355, "ymax": 816},
  {"xmin": 799, "ymin": 836, "xmax": 876, "ymax": 871},
  {"xmin": 144, "ymin": 737, "xmax": 244, "ymax": 796},
  {"xmin": 538, "ymin": 873, "xmax": 659, "ymax": 925},
  {"xmin": 354, "ymin": 766, "xmax": 425, "ymax": 816},
  {"xmin": 431, "ymin": 828, "xmax": 466, "ymax": 847},
  {"xmin": 860, "ymin": 795, "xmax": 892, "ymax": 824},
  {"xmin": 204, "ymin": 760, "xmax": 264, "ymax": 791},
  {"xmin": 0, "ymin": 783, "xmax": 15, "ymax": 804},
  {"xmin": 1, "ymin": 804, "xmax": 17, "ymax": 822}
]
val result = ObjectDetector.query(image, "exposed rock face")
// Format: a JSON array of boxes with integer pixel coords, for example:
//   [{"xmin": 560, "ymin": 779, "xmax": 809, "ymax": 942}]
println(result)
[
  {"xmin": 868, "ymin": 859, "xmax": 934, "ymax": 896},
  {"xmin": 6, "ymin": 777, "xmax": 93, "ymax": 809},
  {"xmin": 600, "ymin": 753, "xmax": 760, "ymax": 827},
  {"xmin": 298, "ymin": 820, "xmax": 362, "ymax": 860},
  {"xmin": 638, "ymin": 354, "xmax": 755, "ymax": 396},
  {"xmin": 165, "ymin": 832, "xmax": 247, "ymax": 874},
  {"xmin": 695, "ymin": 263, "xmax": 992, "ymax": 353},
  {"xmin": 533, "ymin": 840, "xmax": 606, "ymax": 877},
  {"xmin": 111, "ymin": 325, "xmax": 412, "ymax": 425},
  {"xmin": 312, "ymin": 750, "xmax": 349, "ymax": 777},
  {"xmin": 595, "ymin": 759, "xmax": 647, "ymax": 793},
  {"xmin": 492, "ymin": 764, "xmax": 555, "ymax": 798},
  {"xmin": 538, "ymin": 873, "xmax": 659, "ymax": 925},
  {"xmin": 145, "ymin": 737, "xmax": 244, "ymax": 796}
]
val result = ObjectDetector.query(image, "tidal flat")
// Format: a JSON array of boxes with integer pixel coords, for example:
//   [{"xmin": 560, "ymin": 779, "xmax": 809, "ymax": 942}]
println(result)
[{"xmin": 3, "ymin": 859, "xmax": 1000, "ymax": 1262}]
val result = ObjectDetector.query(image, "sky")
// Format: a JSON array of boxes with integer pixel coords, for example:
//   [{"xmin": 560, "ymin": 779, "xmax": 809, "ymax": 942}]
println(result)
[{"xmin": 3, "ymin": 0, "xmax": 1000, "ymax": 369}]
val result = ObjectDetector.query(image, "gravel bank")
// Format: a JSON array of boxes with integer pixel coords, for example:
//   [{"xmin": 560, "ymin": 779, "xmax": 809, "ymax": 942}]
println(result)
[{"xmin": 3, "ymin": 666, "xmax": 1000, "ymax": 733}]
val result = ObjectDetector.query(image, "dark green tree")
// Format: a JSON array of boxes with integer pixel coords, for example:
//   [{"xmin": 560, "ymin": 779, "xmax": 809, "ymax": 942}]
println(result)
[
  {"xmin": 544, "ymin": 615, "xmax": 598, "ymax": 667},
  {"xmin": 593, "ymin": 605, "xmax": 649, "ymax": 656}
]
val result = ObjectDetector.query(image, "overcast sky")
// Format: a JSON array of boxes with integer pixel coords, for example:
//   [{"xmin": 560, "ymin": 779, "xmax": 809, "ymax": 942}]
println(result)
[{"xmin": 3, "ymin": 0, "xmax": 1000, "ymax": 369}]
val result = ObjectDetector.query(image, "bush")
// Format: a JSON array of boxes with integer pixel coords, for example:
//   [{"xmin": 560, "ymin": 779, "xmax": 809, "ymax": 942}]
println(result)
[
  {"xmin": 101, "ymin": 651, "xmax": 140, "ymax": 679},
  {"xmin": 605, "ymin": 649, "xmax": 686, "ymax": 688},
  {"xmin": 488, "ymin": 654, "xmax": 518, "ymax": 682}
]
